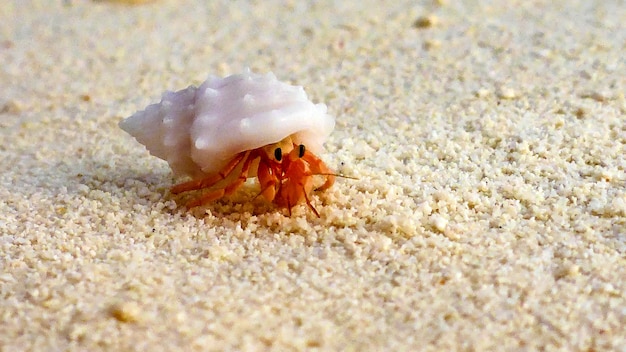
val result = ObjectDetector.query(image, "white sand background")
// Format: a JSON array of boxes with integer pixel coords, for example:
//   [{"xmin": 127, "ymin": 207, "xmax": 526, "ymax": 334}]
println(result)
[{"xmin": 1, "ymin": 0, "xmax": 624, "ymax": 350}]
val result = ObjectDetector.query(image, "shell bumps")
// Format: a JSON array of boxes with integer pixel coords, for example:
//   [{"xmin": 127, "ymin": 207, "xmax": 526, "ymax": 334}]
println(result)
[{"xmin": 120, "ymin": 69, "xmax": 337, "ymax": 216}]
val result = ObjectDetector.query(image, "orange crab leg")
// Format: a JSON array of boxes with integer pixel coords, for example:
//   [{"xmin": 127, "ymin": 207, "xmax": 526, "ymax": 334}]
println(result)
[
  {"xmin": 302, "ymin": 189, "xmax": 320, "ymax": 218},
  {"xmin": 256, "ymin": 158, "xmax": 280, "ymax": 202},
  {"xmin": 171, "ymin": 151, "xmax": 248, "ymax": 194},
  {"xmin": 302, "ymin": 150, "xmax": 335, "ymax": 191},
  {"xmin": 185, "ymin": 150, "xmax": 258, "ymax": 208}
]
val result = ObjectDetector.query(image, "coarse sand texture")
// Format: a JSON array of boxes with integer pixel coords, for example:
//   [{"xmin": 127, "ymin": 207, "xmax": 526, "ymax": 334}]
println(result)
[{"xmin": 1, "ymin": 1, "xmax": 624, "ymax": 351}]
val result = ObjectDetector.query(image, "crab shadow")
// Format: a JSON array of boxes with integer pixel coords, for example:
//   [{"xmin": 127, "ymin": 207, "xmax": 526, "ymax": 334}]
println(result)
[
  {"xmin": 170, "ymin": 185, "xmax": 293, "ymax": 220},
  {"xmin": 17, "ymin": 155, "xmax": 173, "ymax": 205},
  {"xmin": 74, "ymin": 157, "xmax": 294, "ymax": 219}
]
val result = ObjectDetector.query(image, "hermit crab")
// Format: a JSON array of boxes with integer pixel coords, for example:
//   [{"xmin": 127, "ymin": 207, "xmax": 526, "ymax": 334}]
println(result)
[{"xmin": 119, "ymin": 69, "xmax": 336, "ymax": 216}]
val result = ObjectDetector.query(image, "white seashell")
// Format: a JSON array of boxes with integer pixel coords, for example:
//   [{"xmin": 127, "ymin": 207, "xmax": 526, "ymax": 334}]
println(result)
[{"xmin": 119, "ymin": 69, "xmax": 335, "ymax": 179}]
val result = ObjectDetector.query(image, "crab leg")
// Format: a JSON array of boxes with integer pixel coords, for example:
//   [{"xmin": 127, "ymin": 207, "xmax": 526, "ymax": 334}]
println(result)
[
  {"xmin": 302, "ymin": 189, "xmax": 320, "ymax": 218},
  {"xmin": 171, "ymin": 151, "xmax": 248, "ymax": 194},
  {"xmin": 185, "ymin": 151, "xmax": 258, "ymax": 208},
  {"xmin": 302, "ymin": 150, "xmax": 335, "ymax": 191},
  {"xmin": 256, "ymin": 157, "xmax": 281, "ymax": 202}
]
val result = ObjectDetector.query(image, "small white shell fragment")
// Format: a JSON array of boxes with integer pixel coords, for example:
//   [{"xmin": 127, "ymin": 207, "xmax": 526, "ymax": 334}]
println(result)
[{"xmin": 119, "ymin": 69, "xmax": 335, "ymax": 179}]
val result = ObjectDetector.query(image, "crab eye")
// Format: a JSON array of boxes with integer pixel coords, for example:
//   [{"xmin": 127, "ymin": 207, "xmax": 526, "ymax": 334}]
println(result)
[
  {"xmin": 274, "ymin": 147, "xmax": 282, "ymax": 161},
  {"xmin": 298, "ymin": 144, "xmax": 305, "ymax": 158}
]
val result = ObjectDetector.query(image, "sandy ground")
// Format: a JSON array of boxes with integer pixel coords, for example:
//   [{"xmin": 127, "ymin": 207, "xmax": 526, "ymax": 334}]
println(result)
[{"xmin": 1, "ymin": 0, "xmax": 625, "ymax": 350}]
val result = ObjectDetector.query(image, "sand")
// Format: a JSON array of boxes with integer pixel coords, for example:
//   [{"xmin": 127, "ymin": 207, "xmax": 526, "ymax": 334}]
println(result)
[{"xmin": 1, "ymin": 0, "xmax": 624, "ymax": 350}]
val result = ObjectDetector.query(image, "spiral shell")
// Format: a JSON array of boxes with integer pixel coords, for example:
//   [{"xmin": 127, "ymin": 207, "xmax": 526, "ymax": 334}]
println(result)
[{"xmin": 119, "ymin": 69, "xmax": 335, "ymax": 179}]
